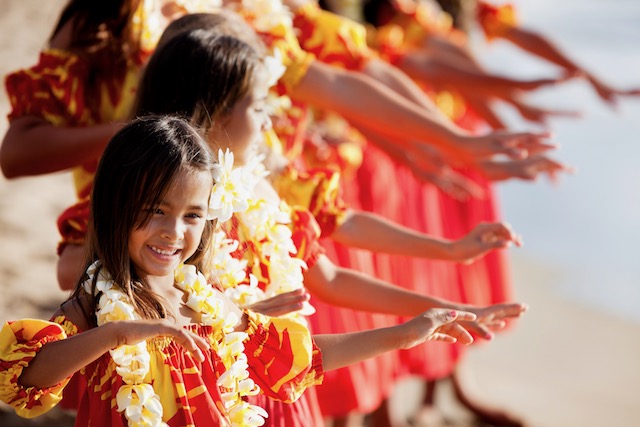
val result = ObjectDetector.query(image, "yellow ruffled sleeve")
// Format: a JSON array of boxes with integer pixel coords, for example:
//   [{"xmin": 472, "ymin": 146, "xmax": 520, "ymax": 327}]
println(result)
[
  {"xmin": 292, "ymin": 2, "xmax": 373, "ymax": 70},
  {"xmin": 273, "ymin": 165, "xmax": 349, "ymax": 237},
  {"xmin": 0, "ymin": 318, "xmax": 77, "ymax": 418},
  {"xmin": 243, "ymin": 310, "xmax": 323, "ymax": 403},
  {"xmin": 255, "ymin": 21, "xmax": 316, "ymax": 95}
]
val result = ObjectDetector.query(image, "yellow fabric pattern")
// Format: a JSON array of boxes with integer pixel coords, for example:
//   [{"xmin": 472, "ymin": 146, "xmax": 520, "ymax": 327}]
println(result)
[
  {"xmin": 272, "ymin": 165, "xmax": 349, "ymax": 237},
  {"xmin": 244, "ymin": 310, "xmax": 323, "ymax": 403},
  {"xmin": 0, "ymin": 319, "xmax": 72, "ymax": 418},
  {"xmin": 293, "ymin": 3, "xmax": 373, "ymax": 70},
  {"xmin": 241, "ymin": 13, "xmax": 316, "ymax": 95}
]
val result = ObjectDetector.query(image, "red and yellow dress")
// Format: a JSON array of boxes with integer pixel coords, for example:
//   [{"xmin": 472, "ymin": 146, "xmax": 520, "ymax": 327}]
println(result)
[
  {"xmin": 278, "ymin": 5, "xmax": 418, "ymax": 416},
  {"xmin": 218, "ymin": 193, "xmax": 330, "ymax": 427},
  {"xmin": 272, "ymin": 164, "xmax": 400, "ymax": 417},
  {"xmin": 4, "ymin": 49, "xmax": 141, "ymax": 253},
  {"xmin": 296, "ymin": 3, "xmax": 466, "ymax": 386},
  {"xmin": 0, "ymin": 311, "xmax": 323, "ymax": 426},
  {"xmin": 368, "ymin": 0, "xmax": 518, "ymax": 378}
]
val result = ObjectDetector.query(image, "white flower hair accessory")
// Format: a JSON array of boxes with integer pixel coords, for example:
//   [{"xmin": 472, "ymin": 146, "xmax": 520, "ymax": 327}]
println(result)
[
  {"xmin": 262, "ymin": 49, "xmax": 287, "ymax": 89},
  {"xmin": 208, "ymin": 149, "xmax": 252, "ymax": 222}
]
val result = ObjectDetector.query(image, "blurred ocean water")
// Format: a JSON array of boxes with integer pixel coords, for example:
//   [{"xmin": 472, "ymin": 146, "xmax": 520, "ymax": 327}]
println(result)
[{"xmin": 473, "ymin": 0, "xmax": 640, "ymax": 322}]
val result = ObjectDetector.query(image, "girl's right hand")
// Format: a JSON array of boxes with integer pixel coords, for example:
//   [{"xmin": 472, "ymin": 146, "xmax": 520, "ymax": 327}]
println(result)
[
  {"xmin": 111, "ymin": 320, "xmax": 211, "ymax": 362},
  {"xmin": 397, "ymin": 309, "xmax": 477, "ymax": 350},
  {"xmin": 247, "ymin": 289, "xmax": 311, "ymax": 317},
  {"xmin": 460, "ymin": 130, "xmax": 557, "ymax": 162}
]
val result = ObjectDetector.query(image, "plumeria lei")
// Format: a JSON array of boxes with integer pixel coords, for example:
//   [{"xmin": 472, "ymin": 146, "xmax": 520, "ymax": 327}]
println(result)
[
  {"xmin": 207, "ymin": 149, "xmax": 315, "ymax": 317},
  {"xmin": 85, "ymin": 260, "xmax": 267, "ymax": 426}
]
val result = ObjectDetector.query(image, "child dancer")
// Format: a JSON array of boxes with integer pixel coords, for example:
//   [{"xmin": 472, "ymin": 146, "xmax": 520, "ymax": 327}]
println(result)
[
  {"xmin": 0, "ymin": 115, "xmax": 479, "ymax": 426},
  {"xmin": 134, "ymin": 25, "xmax": 529, "ymax": 426}
]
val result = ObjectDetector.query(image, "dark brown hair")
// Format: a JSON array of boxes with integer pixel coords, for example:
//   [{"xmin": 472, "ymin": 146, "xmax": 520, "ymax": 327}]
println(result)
[
  {"xmin": 135, "ymin": 29, "xmax": 262, "ymax": 134},
  {"xmin": 74, "ymin": 115, "xmax": 215, "ymax": 325},
  {"xmin": 50, "ymin": 0, "xmax": 144, "ymax": 112}
]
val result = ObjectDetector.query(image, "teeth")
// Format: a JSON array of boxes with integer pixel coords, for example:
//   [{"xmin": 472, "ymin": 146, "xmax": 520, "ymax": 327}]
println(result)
[{"xmin": 150, "ymin": 246, "xmax": 178, "ymax": 256}]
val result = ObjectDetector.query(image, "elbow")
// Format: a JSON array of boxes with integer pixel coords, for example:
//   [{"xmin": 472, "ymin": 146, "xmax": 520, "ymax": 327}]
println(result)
[
  {"xmin": 0, "ymin": 158, "xmax": 20, "ymax": 179},
  {"xmin": 0, "ymin": 151, "xmax": 26, "ymax": 179}
]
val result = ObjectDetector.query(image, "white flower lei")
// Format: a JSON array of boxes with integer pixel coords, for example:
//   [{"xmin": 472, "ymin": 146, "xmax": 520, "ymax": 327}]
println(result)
[
  {"xmin": 85, "ymin": 261, "xmax": 267, "ymax": 426},
  {"xmin": 207, "ymin": 151, "xmax": 315, "ymax": 317}
]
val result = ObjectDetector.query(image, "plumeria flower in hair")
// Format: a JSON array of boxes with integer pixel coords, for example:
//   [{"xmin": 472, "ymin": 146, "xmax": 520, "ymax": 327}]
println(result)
[
  {"xmin": 208, "ymin": 149, "xmax": 252, "ymax": 222},
  {"xmin": 262, "ymin": 50, "xmax": 287, "ymax": 89}
]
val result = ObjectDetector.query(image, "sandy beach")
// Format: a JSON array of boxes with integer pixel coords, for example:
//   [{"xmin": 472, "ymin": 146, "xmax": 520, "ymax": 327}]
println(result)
[{"xmin": 1, "ymin": 1, "xmax": 639, "ymax": 426}]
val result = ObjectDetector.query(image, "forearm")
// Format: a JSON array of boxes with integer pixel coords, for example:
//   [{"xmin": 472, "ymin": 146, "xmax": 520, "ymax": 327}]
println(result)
[
  {"xmin": 362, "ymin": 58, "xmax": 440, "ymax": 111},
  {"xmin": 304, "ymin": 256, "xmax": 458, "ymax": 316},
  {"xmin": 19, "ymin": 323, "xmax": 119, "ymax": 388},
  {"xmin": 291, "ymin": 62, "xmax": 469, "ymax": 153},
  {"xmin": 477, "ymin": 159, "xmax": 511, "ymax": 181},
  {"xmin": 332, "ymin": 210, "xmax": 453, "ymax": 259},
  {"xmin": 502, "ymin": 27, "xmax": 580, "ymax": 72},
  {"xmin": 313, "ymin": 326, "xmax": 403, "ymax": 371},
  {"xmin": 399, "ymin": 52, "xmax": 520, "ymax": 97},
  {"xmin": 0, "ymin": 117, "xmax": 119, "ymax": 178}
]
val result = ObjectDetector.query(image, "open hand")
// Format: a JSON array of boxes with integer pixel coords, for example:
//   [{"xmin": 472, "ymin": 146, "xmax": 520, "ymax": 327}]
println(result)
[
  {"xmin": 451, "ymin": 222, "xmax": 522, "ymax": 264},
  {"xmin": 112, "ymin": 320, "xmax": 211, "ymax": 362},
  {"xmin": 461, "ymin": 130, "xmax": 557, "ymax": 162},
  {"xmin": 459, "ymin": 302, "xmax": 529, "ymax": 341},
  {"xmin": 397, "ymin": 308, "xmax": 478, "ymax": 349},
  {"xmin": 247, "ymin": 289, "xmax": 311, "ymax": 317}
]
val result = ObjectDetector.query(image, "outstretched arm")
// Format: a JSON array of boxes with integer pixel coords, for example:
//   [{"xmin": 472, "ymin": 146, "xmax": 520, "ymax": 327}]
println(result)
[
  {"xmin": 500, "ymin": 26, "xmax": 640, "ymax": 107},
  {"xmin": 0, "ymin": 116, "xmax": 121, "ymax": 178},
  {"xmin": 332, "ymin": 210, "xmax": 521, "ymax": 263},
  {"xmin": 397, "ymin": 49, "xmax": 565, "ymax": 99},
  {"xmin": 18, "ymin": 302, "xmax": 210, "ymax": 389},
  {"xmin": 291, "ymin": 61, "xmax": 555, "ymax": 164},
  {"xmin": 479, "ymin": 155, "xmax": 575, "ymax": 183},
  {"xmin": 303, "ymin": 255, "xmax": 527, "ymax": 337},
  {"xmin": 314, "ymin": 308, "xmax": 476, "ymax": 372}
]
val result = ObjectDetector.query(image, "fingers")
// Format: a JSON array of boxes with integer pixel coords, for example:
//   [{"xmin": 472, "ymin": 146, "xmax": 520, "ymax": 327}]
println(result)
[
  {"xmin": 475, "ymin": 303, "xmax": 528, "ymax": 329},
  {"xmin": 503, "ymin": 132, "xmax": 558, "ymax": 158},
  {"xmin": 458, "ymin": 320, "xmax": 494, "ymax": 341},
  {"xmin": 183, "ymin": 331, "xmax": 210, "ymax": 363},
  {"xmin": 250, "ymin": 289, "xmax": 311, "ymax": 317},
  {"xmin": 157, "ymin": 323, "xmax": 210, "ymax": 363},
  {"xmin": 434, "ymin": 170, "xmax": 485, "ymax": 201},
  {"xmin": 477, "ymin": 222, "xmax": 523, "ymax": 248},
  {"xmin": 434, "ymin": 322, "xmax": 474, "ymax": 345}
]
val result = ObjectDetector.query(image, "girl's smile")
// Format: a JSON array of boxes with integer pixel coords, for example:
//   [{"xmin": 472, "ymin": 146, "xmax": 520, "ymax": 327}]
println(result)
[{"xmin": 128, "ymin": 168, "xmax": 212, "ymax": 282}]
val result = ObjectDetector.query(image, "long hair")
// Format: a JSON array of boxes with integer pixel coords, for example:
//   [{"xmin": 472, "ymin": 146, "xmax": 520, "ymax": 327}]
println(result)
[
  {"xmin": 50, "ymin": 0, "xmax": 144, "ymax": 111},
  {"xmin": 73, "ymin": 115, "xmax": 215, "ymax": 325},
  {"xmin": 156, "ymin": 10, "xmax": 267, "ymax": 55},
  {"xmin": 134, "ymin": 27, "xmax": 262, "ymax": 133}
]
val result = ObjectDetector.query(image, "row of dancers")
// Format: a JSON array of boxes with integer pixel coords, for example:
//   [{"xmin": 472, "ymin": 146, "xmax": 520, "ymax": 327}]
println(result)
[{"xmin": 1, "ymin": 1, "xmax": 638, "ymax": 426}]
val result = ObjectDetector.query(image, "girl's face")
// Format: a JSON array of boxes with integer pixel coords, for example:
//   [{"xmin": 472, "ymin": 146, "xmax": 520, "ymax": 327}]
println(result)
[
  {"xmin": 207, "ymin": 74, "xmax": 272, "ymax": 165},
  {"xmin": 128, "ymin": 168, "xmax": 212, "ymax": 280}
]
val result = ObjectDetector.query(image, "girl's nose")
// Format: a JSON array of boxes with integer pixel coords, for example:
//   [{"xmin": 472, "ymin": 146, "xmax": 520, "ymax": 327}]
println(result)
[{"xmin": 161, "ymin": 217, "xmax": 184, "ymax": 241}]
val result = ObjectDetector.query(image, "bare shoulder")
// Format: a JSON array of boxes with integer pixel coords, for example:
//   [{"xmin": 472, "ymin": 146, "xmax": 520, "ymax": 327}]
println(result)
[
  {"xmin": 49, "ymin": 17, "xmax": 74, "ymax": 50},
  {"xmin": 56, "ymin": 291, "xmax": 94, "ymax": 332}
]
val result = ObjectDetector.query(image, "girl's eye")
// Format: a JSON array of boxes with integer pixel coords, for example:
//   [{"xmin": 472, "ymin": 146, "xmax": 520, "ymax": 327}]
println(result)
[
  {"xmin": 153, "ymin": 207, "xmax": 164, "ymax": 215},
  {"xmin": 185, "ymin": 212, "xmax": 203, "ymax": 220}
]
